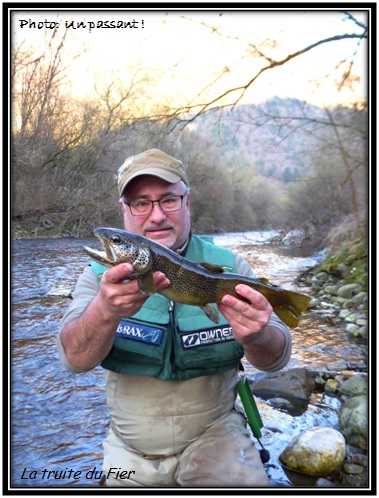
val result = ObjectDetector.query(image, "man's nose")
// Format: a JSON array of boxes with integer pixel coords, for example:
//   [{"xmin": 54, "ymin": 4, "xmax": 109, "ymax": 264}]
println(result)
[{"xmin": 149, "ymin": 201, "xmax": 167, "ymax": 222}]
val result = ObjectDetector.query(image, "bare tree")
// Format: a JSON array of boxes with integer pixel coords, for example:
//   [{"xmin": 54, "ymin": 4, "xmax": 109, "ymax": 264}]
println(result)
[{"xmin": 11, "ymin": 29, "xmax": 173, "ymax": 233}]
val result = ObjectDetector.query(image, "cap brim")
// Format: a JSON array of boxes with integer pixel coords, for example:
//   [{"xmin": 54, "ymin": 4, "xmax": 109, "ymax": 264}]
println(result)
[{"xmin": 120, "ymin": 168, "xmax": 182, "ymax": 195}]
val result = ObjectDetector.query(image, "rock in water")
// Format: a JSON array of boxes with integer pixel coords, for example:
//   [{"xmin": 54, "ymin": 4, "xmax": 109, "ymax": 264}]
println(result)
[
  {"xmin": 251, "ymin": 367, "xmax": 315, "ymax": 399},
  {"xmin": 339, "ymin": 374, "xmax": 368, "ymax": 397},
  {"xmin": 339, "ymin": 395, "xmax": 368, "ymax": 450},
  {"xmin": 279, "ymin": 427, "xmax": 346, "ymax": 476},
  {"xmin": 47, "ymin": 285, "xmax": 75, "ymax": 297}
]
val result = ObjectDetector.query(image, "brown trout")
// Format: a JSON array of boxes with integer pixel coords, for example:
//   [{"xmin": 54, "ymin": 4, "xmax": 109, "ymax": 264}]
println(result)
[{"xmin": 84, "ymin": 228, "xmax": 311, "ymax": 328}]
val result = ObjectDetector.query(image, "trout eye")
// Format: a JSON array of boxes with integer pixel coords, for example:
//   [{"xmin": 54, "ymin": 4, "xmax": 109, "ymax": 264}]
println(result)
[{"xmin": 110, "ymin": 235, "xmax": 121, "ymax": 244}]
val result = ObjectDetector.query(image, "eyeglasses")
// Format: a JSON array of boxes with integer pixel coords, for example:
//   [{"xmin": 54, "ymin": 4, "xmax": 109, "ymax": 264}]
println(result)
[{"xmin": 123, "ymin": 194, "xmax": 187, "ymax": 216}]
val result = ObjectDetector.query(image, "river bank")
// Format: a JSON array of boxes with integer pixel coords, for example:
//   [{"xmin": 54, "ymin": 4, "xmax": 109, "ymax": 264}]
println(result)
[
  {"xmin": 12, "ymin": 221, "xmax": 94, "ymax": 240},
  {"xmin": 297, "ymin": 236, "xmax": 368, "ymax": 342}
]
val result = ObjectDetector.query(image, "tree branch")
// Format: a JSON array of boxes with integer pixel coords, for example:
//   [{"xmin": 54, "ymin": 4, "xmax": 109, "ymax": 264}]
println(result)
[{"xmin": 163, "ymin": 32, "xmax": 367, "ymax": 130}]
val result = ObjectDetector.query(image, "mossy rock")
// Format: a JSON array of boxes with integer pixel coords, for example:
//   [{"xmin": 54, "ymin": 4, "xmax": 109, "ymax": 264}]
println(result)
[{"xmin": 279, "ymin": 427, "xmax": 346, "ymax": 476}]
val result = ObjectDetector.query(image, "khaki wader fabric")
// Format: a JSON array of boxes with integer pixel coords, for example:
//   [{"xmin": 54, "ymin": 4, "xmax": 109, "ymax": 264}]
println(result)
[
  {"xmin": 103, "ymin": 410, "xmax": 268, "ymax": 487},
  {"xmin": 102, "ymin": 369, "xmax": 268, "ymax": 487}
]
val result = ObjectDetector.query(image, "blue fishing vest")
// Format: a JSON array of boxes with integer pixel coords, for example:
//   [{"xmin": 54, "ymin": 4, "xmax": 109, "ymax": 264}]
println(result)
[{"xmin": 91, "ymin": 234, "xmax": 244, "ymax": 380}]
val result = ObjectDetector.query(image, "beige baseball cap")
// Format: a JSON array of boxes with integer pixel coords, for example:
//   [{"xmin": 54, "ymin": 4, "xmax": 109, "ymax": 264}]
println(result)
[{"xmin": 117, "ymin": 148, "xmax": 189, "ymax": 196}]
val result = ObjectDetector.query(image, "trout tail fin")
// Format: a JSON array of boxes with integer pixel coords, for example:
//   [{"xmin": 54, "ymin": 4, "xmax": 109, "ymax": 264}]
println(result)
[{"xmin": 272, "ymin": 290, "xmax": 311, "ymax": 329}]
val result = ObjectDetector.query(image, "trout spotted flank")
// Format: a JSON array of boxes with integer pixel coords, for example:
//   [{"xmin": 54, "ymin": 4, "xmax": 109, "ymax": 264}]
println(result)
[{"xmin": 84, "ymin": 228, "xmax": 311, "ymax": 328}]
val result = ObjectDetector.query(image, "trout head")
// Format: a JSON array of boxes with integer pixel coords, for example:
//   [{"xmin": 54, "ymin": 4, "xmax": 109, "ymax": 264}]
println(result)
[{"xmin": 84, "ymin": 227, "xmax": 152, "ymax": 276}]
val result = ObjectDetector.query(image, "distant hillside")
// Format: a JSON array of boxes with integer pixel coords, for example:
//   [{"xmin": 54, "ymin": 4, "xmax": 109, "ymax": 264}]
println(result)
[{"xmin": 191, "ymin": 97, "xmax": 345, "ymax": 182}]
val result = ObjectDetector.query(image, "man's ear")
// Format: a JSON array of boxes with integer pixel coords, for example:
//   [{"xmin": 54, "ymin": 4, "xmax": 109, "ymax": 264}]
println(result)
[{"xmin": 119, "ymin": 198, "xmax": 126, "ymax": 212}]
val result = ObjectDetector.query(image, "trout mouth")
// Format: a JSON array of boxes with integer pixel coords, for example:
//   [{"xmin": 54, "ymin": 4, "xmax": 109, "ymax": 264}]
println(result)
[{"xmin": 83, "ymin": 232, "xmax": 117, "ymax": 266}]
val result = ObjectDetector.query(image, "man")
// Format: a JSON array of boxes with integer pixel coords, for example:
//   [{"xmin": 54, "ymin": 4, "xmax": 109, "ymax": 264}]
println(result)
[{"xmin": 58, "ymin": 148, "xmax": 292, "ymax": 487}]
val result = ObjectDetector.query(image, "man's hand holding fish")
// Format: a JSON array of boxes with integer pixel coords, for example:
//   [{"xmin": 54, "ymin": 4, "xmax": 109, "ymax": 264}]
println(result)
[
  {"xmin": 218, "ymin": 285, "xmax": 287, "ymax": 369},
  {"xmin": 99, "ymin": 263, "xmax": 170, "ymax": 319}
]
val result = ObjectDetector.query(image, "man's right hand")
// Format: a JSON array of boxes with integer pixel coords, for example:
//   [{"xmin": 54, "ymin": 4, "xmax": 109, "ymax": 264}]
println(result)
[{"xmin": 96, "ymin": 263, "xmax": 170, "ymax": 320}]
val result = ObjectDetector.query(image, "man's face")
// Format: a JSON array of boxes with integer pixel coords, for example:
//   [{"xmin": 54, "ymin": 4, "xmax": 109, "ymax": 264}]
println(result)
[{"xmin": 120, "ymin": 175, "xmax": 191, "ymax": 251}]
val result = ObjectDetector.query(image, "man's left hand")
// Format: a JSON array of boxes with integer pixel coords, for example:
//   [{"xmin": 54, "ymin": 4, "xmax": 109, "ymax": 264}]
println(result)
[{"xmin": 217, "ymin": 284, "xmax": 272, "ymax": 348}]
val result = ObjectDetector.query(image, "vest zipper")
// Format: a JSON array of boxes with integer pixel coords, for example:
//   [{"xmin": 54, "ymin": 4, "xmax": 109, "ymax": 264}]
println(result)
[
  {"xmin": 168, "ymin": 300, "xmax": 176, "ymax": 375},
  {"xmin": 168, "ymin": 300, "xmax": 175, "ymax": 324}
]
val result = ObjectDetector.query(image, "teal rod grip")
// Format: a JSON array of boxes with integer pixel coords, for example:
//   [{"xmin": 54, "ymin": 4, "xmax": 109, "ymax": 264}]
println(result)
[{"xmin": 237, "ymin": 376, "xmax": 263, "ymax": 439}]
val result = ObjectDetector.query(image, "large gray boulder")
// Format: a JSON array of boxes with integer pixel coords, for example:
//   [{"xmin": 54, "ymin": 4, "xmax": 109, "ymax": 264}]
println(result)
[{"xmin": 249, "ymin": 367, "xmax": 315, "ymax": 416}]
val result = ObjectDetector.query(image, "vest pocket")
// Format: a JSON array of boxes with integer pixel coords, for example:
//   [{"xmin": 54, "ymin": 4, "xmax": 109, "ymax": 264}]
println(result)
[
  {"xmin": 102, "ymin": 318, "xmax": 170, "ymax": 377},
  {"xmin": 174, "ymin": 313, "xmax": 244, "ymax": 371}
]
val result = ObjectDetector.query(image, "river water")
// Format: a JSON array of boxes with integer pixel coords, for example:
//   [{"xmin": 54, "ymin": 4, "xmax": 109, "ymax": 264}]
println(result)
[{"xmin": 10, "ymin": 232, "xmax": 367, "ymax": 488}]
